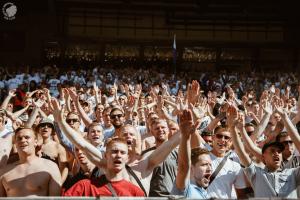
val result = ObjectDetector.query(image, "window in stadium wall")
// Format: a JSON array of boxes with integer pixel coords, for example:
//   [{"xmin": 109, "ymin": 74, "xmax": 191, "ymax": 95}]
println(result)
[
  {"xmin": 182, "ymin": 47, "xmax": 216, "ymax": 71},
  {"xmin": 144, "ymin": 46, "xmax": 173, "ymax": 61},
  {"xmin": 219, "ymin": 48, "xmax": 252, "ymax": 71},
  {"xmin": 104, "ymin": 45, "xmax": 139, "ymax": 62},
  {"xmin": 65, "ymin": 45, "xmax": 100, "ymax": 62},
  {"xmin": 182, "ymin": 47, "xmax": 216, "ymax": 62}
]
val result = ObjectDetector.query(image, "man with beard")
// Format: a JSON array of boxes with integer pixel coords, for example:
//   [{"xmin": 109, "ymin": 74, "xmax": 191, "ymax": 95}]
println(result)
[
  {"xmin": 174, "ymin": 109, "xmax": 212, "ymax": 198},
  {"xmin": 63, "ymin": 138, "xmax": 145, "ymax": 197},
  {"xmin": 102, "ymin": 107, "xmax": 115, "ymax": 141},
  {"xmin": 0, "ymin": 128, "xmax": 61, "ymax": 196},
  {"xmin": 110, "ymin": 106, "xmax": 125, "ymax": 137}
]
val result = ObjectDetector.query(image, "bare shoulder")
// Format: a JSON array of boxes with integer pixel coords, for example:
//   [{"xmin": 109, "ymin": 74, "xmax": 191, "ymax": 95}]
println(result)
[{"xmin": 38, "ymin": 157, "xmax": 60, "ymax": 170}]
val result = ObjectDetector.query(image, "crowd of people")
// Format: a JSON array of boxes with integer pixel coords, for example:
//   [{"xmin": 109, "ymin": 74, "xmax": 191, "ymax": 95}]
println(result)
[{"xmin": 0, "ymin": 64, "xmax": 300, "ymax": 198}]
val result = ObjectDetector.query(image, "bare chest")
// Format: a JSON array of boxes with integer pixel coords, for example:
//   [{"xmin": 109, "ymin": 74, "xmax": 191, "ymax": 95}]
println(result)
[{"xmin": 2, "ymin": 166, "xmax": 51, "ymax": 196}]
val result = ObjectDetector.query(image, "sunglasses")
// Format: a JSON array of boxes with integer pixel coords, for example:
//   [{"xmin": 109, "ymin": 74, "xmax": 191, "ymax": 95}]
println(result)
[
  {"xmin": 39, "ymin": 123, "xmax": 53, "ymax": 128},
  {"xmin": 215, "ymin": 134, "xmax": 231, "ymax": 140},
  {"xmin": 282, "ymin": 141, "xmax": 293, "ymax": 146},
  {"xmin": 110, "ymin": 114, "xmax": 123, "ymax": 119},
  {"xmin": 66, "ymin": 118, "xmax": 80, "ymax": 123}
]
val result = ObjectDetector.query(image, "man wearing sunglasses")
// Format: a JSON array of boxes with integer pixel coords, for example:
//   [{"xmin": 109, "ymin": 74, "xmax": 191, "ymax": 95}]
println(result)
[
  {"xmin": 36, "ymin": 118, "xmax": 68, "ymax": 183},
  {"xmin": 276, "ymin": 131, "xmax": 300, "ymax": 169},
  {"xmin": 109, "ymin": 107, "xmax": 125, "ymax": 137},
  {"xmin": 206, "ymin": 125, "xmax": 248, "ymax": 199}
]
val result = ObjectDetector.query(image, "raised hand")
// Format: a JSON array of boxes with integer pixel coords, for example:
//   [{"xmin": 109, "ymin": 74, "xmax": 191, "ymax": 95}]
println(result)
[
  {"xmin": 187, "ymin": 80, "xmax": 200, "ymax": 105},
  {"xmin": 179, "ymin": 109, "xmax": 200, "ymax": 139},
  {"xmin": 226, "ymin": 105, "xmax": 238, "ymax": 128},
  {"xmin": 236, "ymin": 111, "xmax": 245, "ymax": 131},
  {"xmin": 67, "ymin": 88, "xmax": 78, "ymax": 101},
  {"xmin": 262, "ymin": 100, "xmax": 272, "ymax": 115},
  {"xmin": 274, "ymin": 100, "xmax": 287, "ymax": 115},
  {"xmin": 8, "ymin": 89, "xmax": 16, "ymax": 97},
  {"xmin": 51, "ymin": 97, "xmax": 64, "ymax": 121}
]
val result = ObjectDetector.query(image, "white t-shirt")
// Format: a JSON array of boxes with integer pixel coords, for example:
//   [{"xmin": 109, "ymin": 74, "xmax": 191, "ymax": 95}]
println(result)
[
  {"xmin": 207, "ymin": 153, "xmax": 248, "ymax": 199},
  {"xmin": 0, "ymin": 128, "xmax": 12, "ymax": 138},
  {"xmin": 48, "ymin": 79, "xmax": 60, "ymax": 97},
  {"xmin": 6, "ymin": 78, "xmax": 21, "ymax": 90},
  {"xmin": 28, "ymin": 74, "xmax": 41, "ymax": 83}
]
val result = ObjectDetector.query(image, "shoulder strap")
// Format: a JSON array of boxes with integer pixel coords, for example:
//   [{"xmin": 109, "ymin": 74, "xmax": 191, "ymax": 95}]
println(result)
[
  {"xmin": 125, "ymin": 164, "xmax": 148, "ymax": 196},
  {"xmin": 103, "ymin": 175, "xmax": 118, "ymax": 197},
  {"xmin": 106, "ymin": 182, "xmax": 118, "ymax": 197},
  {"xmin": 208, "ymin": 151, "xmax": 231, "ymax": 186}
]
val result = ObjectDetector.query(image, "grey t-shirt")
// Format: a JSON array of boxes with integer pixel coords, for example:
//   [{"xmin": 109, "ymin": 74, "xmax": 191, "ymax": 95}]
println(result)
[
  {"xmin": 244, "ymin": 162, "xmax": 300, "ymax": 198},
  {"xmin": 149, "ymin": 148, "xmax": 178, "ymax": 197}
]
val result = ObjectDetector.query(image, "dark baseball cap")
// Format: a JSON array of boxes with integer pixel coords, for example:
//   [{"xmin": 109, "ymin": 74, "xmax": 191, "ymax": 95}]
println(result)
[{"xmin": 262, "ymin": 141, "xmax": 284, "ymax": 154}]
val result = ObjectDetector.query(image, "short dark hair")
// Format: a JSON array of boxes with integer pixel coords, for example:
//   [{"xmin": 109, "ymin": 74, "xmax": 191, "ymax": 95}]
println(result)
[
  {"xmin": 276, "ymin": 131, "xmax": 289, "ymax": 142},
  {"xmin": 191, "ymin": 147, "xmax": 210, "ymax": 165}
]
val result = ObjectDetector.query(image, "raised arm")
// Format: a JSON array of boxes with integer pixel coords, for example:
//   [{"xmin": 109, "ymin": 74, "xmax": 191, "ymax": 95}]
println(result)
[
  {"xmin": 239, "ymin": 124, "xmax": 263, "ymax": 161},
  {"xmin": 10, "ymin": 105, "xmax": 29, "ymax": 119},
  {"xmin": 144, "ymin": 130, "xmax": 181, "ymax": 173},
  {"xmin": 276, "ymin": 105, "xmax": 300, "ymax": 152},
  {"xmin": 252, "ymin": 101, "xmax": 272, "ymax": 138},
  {"xmin": 51, "ymin": 98, "xmax": 105, "ymax": 168},
  {"xmin": 24, "ymin": 99, "xmax": 44, "ymax": 128},
  {"xmin": 227, "ymin": 106, "xmax": 252, "ymax": 167},
  {"xmin": 68, "ymin": 89, "xmax": 92, "ymax": 127},
  {"xmin": 176, "ymin": 109, "xmax": 194, "ymax": 190},
  {"xmin": 0, "ymin": 89, "xmax": 16, "ymax": 109}
]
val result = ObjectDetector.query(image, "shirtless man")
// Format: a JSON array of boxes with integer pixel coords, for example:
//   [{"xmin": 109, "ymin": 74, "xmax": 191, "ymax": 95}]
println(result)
[
  {"xmin": 36, "ymin": 118, "xmax": 68, "ymax": 182},
  {"xmin": 0, "ymin": 128, "xmax": 62, "ymax": 197}
]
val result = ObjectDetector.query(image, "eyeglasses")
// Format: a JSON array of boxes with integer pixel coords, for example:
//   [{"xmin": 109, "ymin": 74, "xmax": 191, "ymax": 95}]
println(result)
[
  {"xmin": 110, "ymin": 114, "xmax": 123, "ymax": 119},
  {"xmin": 282, "ymin": 141, "xmax": 293, "ymax": 146},
  {"xmin": 66, "ymin": 118, "xmax": 80, "ymax": 123},
  {"xmin": 215, "ymin": 134, "xmax": 231, "ymax": 140},
  {"xmin": 39, "ymin": 123, "xmax": 53, "ymax": 128}
]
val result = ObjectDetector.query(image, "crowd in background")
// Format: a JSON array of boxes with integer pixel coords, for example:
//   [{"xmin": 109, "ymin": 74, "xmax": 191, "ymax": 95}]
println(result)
[{"xmin": 1, "ymin": 64, "xmax": 300, "ymax": 198}]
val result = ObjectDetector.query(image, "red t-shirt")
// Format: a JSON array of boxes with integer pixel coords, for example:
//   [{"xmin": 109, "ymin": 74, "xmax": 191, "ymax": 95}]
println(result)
[{"xmin": 63, "ymin": 175, "xmax": 145, "ymax": 197}]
